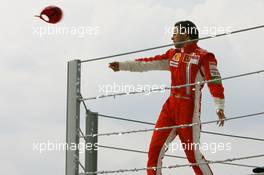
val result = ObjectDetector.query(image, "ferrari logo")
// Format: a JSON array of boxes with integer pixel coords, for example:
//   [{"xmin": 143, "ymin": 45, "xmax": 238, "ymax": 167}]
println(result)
[{"xmin": 172, "ymin": 53, "xmax": 181, "ymax": 61}]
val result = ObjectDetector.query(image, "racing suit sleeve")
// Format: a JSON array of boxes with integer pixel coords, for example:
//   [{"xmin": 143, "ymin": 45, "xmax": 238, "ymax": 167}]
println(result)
[
  {"xmin": 200, "ymin": 53, "xmax": 225, "ymax": 110},
  {"xmin": 119, "ymin": 49, "xmax": 172, "ymax": 72}
]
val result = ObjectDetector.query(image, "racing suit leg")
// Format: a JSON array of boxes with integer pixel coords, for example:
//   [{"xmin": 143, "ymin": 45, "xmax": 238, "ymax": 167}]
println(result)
[
  {"xmin": 147, "ymin": 97, "xmax": 177, "ymax": 175},
  {"xmin": 177, "ymin": 98, "xmax": 213, "ymax": 175}
]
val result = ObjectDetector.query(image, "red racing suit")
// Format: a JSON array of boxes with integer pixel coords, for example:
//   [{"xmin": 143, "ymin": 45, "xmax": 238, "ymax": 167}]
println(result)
[{"xmin": 119, "ymin": 42, "xmax": 225, "ymax": 175}]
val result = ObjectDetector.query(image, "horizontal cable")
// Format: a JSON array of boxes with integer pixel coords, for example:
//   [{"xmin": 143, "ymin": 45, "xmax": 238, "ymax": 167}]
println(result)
[
  {"xmin": 81, "ymin": 24, "xmax": 264, "ymax": 63},
  {"xmin": 98, "ymin": 113, "xmax": 155, "ymax": 125},
  {"xmin": 97, "ymin": 144, "xmax": 256, "ymax": 168},
  {"xmin": 80, "ymin": 69, "xmax": 264, "ymax": 101},
  {"xmin": 81, "ymin": 112, "xmax": 264, "ymax": 138},
  {"xmin": 97, "ymin": 113, "xmax": 264, "ymax": 141},
  {"xmin": 79, "ymin": 128, "xmax": 257, "ymax": 169},
  {"xmin": 82, "ymin": 154, "xmax": 264, "ymax": 174},
  {"xmin": 97, "ymin": 144, "xmax": 185, "ymax": 159},
  {"xmin": 201, "ymin": 131, "xmax": 264, "ymax": 142}
]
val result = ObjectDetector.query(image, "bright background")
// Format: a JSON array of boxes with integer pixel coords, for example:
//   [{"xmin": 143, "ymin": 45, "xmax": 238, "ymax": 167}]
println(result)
[{"xmin": 1, "ymin": 0, "xmax": 264, "ymax": 174}]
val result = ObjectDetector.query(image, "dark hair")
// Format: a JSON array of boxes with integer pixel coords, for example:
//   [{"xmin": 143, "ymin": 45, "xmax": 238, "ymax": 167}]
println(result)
[{"xmin": 174, "ymin": 20, "xmax": 199, "ymax": 39}]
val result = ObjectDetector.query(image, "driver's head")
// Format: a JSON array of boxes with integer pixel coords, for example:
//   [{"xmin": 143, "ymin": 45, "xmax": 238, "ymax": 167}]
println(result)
[{"xmin": 171, "ymin": 20, "xmax": 199, "ymax": 48}]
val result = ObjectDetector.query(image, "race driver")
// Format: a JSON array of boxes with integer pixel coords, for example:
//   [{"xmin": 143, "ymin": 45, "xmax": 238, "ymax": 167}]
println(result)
[{"xmin": 109, "ymin": 20, "xmax": 225, "ymax": 175}]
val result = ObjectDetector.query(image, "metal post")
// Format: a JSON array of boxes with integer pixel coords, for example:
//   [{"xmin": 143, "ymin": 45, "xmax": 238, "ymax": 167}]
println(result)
[
  {"xmin": 66, "ymin": 60, "xmax": 81, "ymax": 175},
  {"xmin": 85, "ymin": 110, "xmax": 98, "ymax": 174}
]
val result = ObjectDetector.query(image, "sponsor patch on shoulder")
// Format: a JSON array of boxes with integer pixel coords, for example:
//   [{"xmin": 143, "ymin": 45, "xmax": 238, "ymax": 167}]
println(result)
[{"xmin": 172, "ymin": 53, "xmax": 181, "ymax": 62}]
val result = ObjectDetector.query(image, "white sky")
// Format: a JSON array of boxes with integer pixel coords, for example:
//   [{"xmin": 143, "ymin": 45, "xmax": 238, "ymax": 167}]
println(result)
[{"xmin": 1, "ymin": 0, "xmax": 264, "ymax": 175}]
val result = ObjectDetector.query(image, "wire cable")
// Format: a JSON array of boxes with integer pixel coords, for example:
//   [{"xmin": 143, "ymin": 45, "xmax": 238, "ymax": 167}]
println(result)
[
  {"xmin": 79, "ymin": 128, "xmax": 258, "ymax": 169},
  {"xmin": 80, "ymin": 94, "xmax": 89, "ymax": 112},
  {"xmin": 97, "ymin": 113, "xmax": 264, "ymax": 142},
  {"xmin": 98, "ymin": 113, "xmax": 154, "ymax": 125},
  {"xmin": 81, "ymin": 112, "xmax": 264, "ymax": 138},
  {"xmin": 97, "ymin": 144, "xmax": 257, "ymax": 168},
  {"xmin": 74, "ymin": 154, "xmax": 86, "ymax": 172},
  {"xmin": 81, "ymin": 24, "xmax": 264, "ymax": 63},
  {"xmin": 82, "ymin": 154, "xmax": 264, "ymax": 174},
  {"xmin": 79, "ymin": 127, "xmax": 260, "ymax": 172},
  {"xmin": 97, "ymin": 144, "xmax": 185, "ymax": 159},
  {"xmin": 80, "ymin": 69, "xmax": 264, "ymax": 101},
  {"xmin": 201, "ymin": 131, "xmax": 264, "ymax": 142}
]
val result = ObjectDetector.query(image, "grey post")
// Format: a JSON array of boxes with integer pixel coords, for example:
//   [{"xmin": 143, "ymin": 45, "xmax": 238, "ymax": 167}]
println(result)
[
  {"xmin": 66, "ymin": 60, "xmax": 81, "ymax": 175},
  {"xmin": 85, "ymin": 110, "xmax": 98, "ymax": 174}
]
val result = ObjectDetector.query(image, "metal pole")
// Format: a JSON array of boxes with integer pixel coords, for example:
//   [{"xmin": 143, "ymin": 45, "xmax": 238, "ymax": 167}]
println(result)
[
  {"xmin": 85, "ymin": 110, "xmax": 98, "ymax": 174},
  {"xmin": 66, "ymin": 60, "xmax": 81, "ymax": 175}
]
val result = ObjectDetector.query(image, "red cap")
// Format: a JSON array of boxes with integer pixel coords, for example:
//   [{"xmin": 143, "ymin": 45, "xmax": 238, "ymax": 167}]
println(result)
[{"xmin": 36, "ymin": 5, "xmax": 63, "ymax": 24}]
